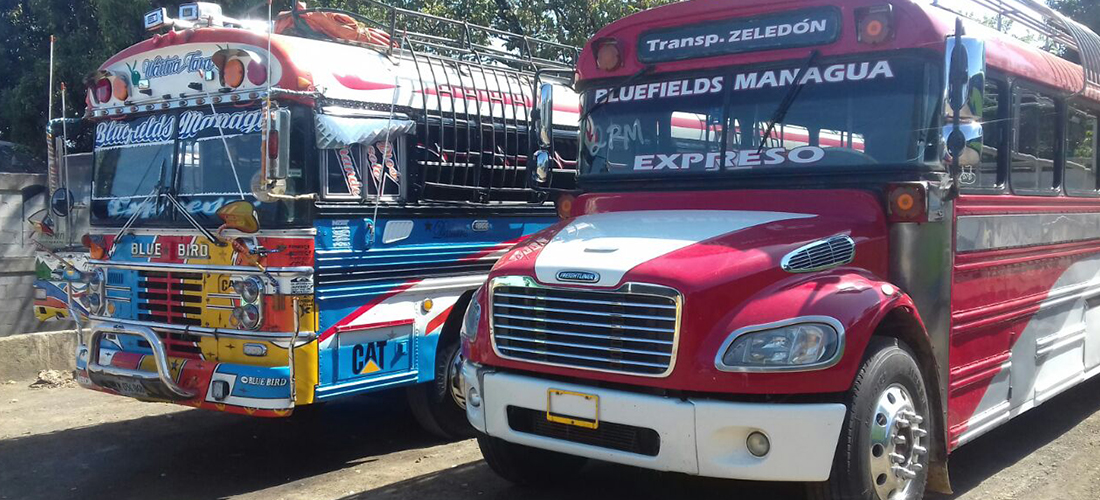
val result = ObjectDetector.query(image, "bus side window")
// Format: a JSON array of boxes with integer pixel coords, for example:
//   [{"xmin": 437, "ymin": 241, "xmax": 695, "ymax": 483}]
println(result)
[
  {"xmin": 323, "ymin": 145, "xmax": 363, "ymax": 199},
  {"xmin": 1065, "ymin": 105, "xmax": 1098, "ymax": 197},
  {"xmin": 1012, "ymin": 87, "xmax": 1060, "ymax": 195},
  {"xmin": 962, "ymin": 79, "xmax": 1006, "ymax": 192}
]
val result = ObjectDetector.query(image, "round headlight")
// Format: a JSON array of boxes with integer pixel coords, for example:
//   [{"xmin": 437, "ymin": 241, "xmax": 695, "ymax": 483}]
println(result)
[
  {"xmin": 234, "ymin": 276, "xmax": 263, "ymax": 304},
  {"xmin": 232, "ymin": 304, "xmax": 261, "ymax": 330},
  {"xmin": 88, "ymin": 268, "xmax": 105, "ymax": 288},
  {"xmin": 86, "ymin": 292, "xmax": 103, "ymax": 314}
]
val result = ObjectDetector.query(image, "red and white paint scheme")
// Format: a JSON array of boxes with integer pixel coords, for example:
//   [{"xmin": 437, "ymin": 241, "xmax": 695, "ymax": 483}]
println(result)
[{"xmin": 461, "ymin": 0, "xmax": 1100, "ymax": 498}]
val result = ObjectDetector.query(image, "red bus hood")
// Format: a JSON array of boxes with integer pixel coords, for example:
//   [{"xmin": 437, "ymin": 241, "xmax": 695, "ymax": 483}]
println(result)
[{"xmin": 481, "ymin": 189, "xmax": 893, "ymax": 394}]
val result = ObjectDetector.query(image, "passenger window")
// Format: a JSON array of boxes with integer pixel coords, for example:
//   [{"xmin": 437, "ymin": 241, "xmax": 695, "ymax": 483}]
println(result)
[
  {"xmin": 961, "ymin": 79, "xmax": 1006, "ymax": 191},
  {"xmin": 323, "ymin": 145, "xmax": 364, "ymax": 199},
  {"xmin": 1066, "ymin": 106, "xmax": 1098, "ymax": 196},
  {"xmin": 1012, "ymin": 88, "xmax": 1059, "ymax": 195}
]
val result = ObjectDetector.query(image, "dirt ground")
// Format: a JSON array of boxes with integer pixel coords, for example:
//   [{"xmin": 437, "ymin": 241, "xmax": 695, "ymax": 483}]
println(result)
[{"xmin": 2, "ymin": 374, "xmax": 1100, "ymax": 500}]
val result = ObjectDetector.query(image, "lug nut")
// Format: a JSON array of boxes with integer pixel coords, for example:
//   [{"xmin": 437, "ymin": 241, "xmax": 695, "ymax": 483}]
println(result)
[
  {"xmin": 912, "ymin": 428, "xmax": 928, "ymax": 438},
  {"xmin": 893, "ymin": 466, "xmax": 917, "ymax": 480},
  {"xmin": 896, "ymin": 417, "xmax": 911, "ymax": 427},
  {"xmin": 912, "ymin": 445, "xmax": 928, "ymax": 456},
  {"xmin": 894, "ymin": 435, "xmax": 908, "ymax": 445},
  {"xmin": 890, "ymin": 452, "xmax": 906, "ymax": 464}
]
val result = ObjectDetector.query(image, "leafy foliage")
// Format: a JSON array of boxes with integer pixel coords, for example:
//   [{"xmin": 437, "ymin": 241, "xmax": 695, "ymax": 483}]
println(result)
[{"xmin": 0, "ymin": 0, "xmax": 671, "ymax": 157}]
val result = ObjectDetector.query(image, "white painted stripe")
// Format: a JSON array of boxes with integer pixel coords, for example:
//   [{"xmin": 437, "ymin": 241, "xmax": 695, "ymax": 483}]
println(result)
[{"xmin": 534, "ymin": 210, "xmax": 814, "ymax": 287}]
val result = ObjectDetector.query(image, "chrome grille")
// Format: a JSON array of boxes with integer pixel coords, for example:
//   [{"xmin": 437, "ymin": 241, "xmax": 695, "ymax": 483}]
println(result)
[
  {"xmin": 490, "ymin": 278, "xmax": 679, "ymax": 376},
  {"xmin": 781, "ymin": 235, "xmax": 856, "ymax": 273}
]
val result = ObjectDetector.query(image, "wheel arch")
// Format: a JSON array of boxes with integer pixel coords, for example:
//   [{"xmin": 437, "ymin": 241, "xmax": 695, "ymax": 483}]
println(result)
[{"xmin": 870, "ymin": 305, "xmax": 951, "ymax": 494}]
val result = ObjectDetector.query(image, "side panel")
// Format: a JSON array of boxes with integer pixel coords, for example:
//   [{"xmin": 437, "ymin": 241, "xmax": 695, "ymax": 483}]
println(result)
[
  {"xmin": 949, "ymin": 197, "xmax": 1100, "ymax": 449},
  {"xmin": 312, "ymin": 212, "xmax": 553, "ymax": 399}
]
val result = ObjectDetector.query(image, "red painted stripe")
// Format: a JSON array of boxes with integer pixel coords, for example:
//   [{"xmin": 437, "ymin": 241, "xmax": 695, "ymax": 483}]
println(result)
[
  {"xmin": 319, "ymin": 281, "xmax": 419, "ymax": 343},
  {"xmin": 335, "ymin": 318, "xmax": 415, "ymax": 334},
  {"xmin": 425, "ymin": 305, "xmax": 455, "ymax": 335}
]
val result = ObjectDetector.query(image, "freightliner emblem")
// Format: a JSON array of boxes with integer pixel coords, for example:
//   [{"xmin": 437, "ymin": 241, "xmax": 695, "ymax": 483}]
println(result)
[{"xmin": 556, "ymin": 270, "xmax": 600, "ymax": 283}]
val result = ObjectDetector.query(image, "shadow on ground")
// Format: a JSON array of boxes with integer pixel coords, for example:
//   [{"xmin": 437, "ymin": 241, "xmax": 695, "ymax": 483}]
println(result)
[
  {"xmin": 0, "ymin": 391, "xmax": 442, "ymax": 500},
  {"xmin": 3, "ymin": 376, "xmax": 1100, "ymax": 500}
]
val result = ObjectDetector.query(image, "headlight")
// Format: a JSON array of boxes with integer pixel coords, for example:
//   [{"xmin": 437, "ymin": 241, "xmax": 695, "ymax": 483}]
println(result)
[
  {"xmin": 232, "ymin": 304, "xmax": 262, "ymax": 330},
  {"xmin": 85, "ymin": 268, "xmax": 106, "ymax": 314},
  {"xmin": 460, "ymin": 287, "xmax": 483, "ymax": 340},
  {"xmin": 233, "ymin": 276, "xmax": 264, "ymax": 304},
  {"xmin": 717, "ymin": 319, "xmax": 842, "ymax": 371}
]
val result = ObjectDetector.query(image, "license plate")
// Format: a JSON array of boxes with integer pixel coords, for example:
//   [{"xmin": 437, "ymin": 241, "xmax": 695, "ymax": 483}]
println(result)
[
  {"xmin": 546, "ymin": 389, "xmax": 599, "ymax": 429},
  {"xmin": 113, "ymin": 379, "xmax": 148, "ymax": 398}
]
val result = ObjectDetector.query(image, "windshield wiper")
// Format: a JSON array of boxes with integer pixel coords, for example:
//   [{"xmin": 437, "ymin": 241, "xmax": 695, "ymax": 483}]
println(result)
[
  {"xmin": 756, "ymin": 50, "xmax": 820, "ymax": 154},
  {"xmin": 581, "ymin": 64, "xmax": 656, "ymax": 122},
  {"xmin": 106, "ymin": 158, "xmax": 170, "ymax": 259},
  {"xmin": 163, "ymin": 191, "xmax": 226, "ymax": 246}
]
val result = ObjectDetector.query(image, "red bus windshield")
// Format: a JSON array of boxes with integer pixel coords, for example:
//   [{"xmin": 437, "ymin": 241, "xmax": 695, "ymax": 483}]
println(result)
[{"xmin": 580, "ymin": 55, "xmax": 941, "ymax": 179}]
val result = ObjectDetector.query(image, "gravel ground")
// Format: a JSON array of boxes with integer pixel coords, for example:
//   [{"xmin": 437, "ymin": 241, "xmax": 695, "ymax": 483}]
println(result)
[{"xmin": 2, "ymin": 375, "xmax": 1100, "ymax": 500}]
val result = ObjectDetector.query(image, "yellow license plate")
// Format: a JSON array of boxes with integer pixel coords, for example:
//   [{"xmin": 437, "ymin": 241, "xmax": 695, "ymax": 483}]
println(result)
[{"xmin": 546, "ymin": 389, "xmax": 599, "ymax": 429}]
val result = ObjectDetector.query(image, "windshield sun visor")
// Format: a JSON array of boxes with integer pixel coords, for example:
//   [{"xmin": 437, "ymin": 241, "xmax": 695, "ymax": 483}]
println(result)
[{"xmin": 315, "ymin": 114, "xmax": 415, "ymax": 150}]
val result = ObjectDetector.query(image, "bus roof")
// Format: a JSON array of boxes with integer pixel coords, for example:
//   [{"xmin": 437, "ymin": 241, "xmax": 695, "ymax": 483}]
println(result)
[{"xmin": 577, "ymin": 0, "xmax": 1097, "ymax": 100}]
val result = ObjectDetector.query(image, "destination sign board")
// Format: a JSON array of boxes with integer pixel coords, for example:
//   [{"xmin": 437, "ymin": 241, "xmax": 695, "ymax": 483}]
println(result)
[{"xmin": 637, "ymin": 7, "xmax": 842, "ymax": 63}]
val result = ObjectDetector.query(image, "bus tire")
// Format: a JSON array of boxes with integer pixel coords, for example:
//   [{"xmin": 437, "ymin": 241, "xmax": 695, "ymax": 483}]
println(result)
[
  {"xmin": 407, "ymin": 332, "xmax": 475, "ymax": 440},
  {"xmin": 477, "ymin": 434, "xmax": 588, "ymax": 485},
  {"xmin": 807, "ymin": 337, "xmax": 931, "ymax": 500}
]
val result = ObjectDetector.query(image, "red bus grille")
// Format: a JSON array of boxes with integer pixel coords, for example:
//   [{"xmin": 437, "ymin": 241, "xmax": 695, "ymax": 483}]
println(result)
[{"xmin": 137, "ymin": 270, "xmax": 203, "ymax": 327}]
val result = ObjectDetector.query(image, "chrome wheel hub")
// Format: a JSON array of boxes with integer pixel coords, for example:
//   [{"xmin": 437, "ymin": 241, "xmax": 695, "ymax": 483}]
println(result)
[
  {"xmin": 868, "ymin": 384, "xmax": 927, "ymax": 500},
  {"xmin": 447, "ymin": 348, "xmax": 466, "ymax": 410}
]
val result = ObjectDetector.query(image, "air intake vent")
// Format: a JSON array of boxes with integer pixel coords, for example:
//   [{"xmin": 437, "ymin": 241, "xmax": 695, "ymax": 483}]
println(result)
[{"xmin": 781, "ymin": 235, "xmax": 856, "ymax": 273}]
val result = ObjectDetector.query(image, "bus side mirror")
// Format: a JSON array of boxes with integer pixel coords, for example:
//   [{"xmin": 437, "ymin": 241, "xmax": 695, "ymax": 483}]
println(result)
[
  {"xmin": 944, "ymin": 21, "xmax": 985, "ymax": 192},
  {"xmin": 529, "ymin": 83, "xmax": 556, "ymax": 189},
  {"xmin": 264, "ymin": 107, "xmax": 291, "ymax": 182}
]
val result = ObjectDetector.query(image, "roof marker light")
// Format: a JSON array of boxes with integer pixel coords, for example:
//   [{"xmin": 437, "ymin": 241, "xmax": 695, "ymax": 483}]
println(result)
[
  {"xmin": 856, "ymin": 5, "xmax": 895, "ymax": 45},
  {"xmin": 595, "ymin": 39, "xmax": 623, "ymax": 71}
]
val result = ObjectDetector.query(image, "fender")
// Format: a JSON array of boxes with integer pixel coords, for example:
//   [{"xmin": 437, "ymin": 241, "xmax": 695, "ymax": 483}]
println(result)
[{"xmin": 702, "ymin": 269, "xmax": 937, "ymax": 396}]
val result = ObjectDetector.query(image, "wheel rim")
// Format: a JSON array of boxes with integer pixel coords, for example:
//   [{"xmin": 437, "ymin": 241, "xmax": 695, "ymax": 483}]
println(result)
[
  {"xmin": 868, "ymin": 383, "xmax": 927, "ymax": 500},
  {"xmin": 446, "ymin": 347, "xmax": 466, "ymax": 410}
]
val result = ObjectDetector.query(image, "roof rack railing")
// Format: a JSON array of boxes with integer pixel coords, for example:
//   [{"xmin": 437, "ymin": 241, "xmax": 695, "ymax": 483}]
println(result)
[
  {"xmin": 931, "ymin": 0, "xmax": 1100, "ymax": 93},
  {"xmin": 285, "ymin": 1, "xmax": 578, "ymax": 73}
]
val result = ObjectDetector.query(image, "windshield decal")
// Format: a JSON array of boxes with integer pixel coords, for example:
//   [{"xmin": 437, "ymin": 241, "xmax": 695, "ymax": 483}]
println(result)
[
  {"xmin": 633, "ymin": 146, "xmax": 827, "ymax": 171},
  {"xmin": 593, "ymin": 61, "xmax": 894, "ymax": 105},
  {"xmin": 179, "ymin": 108, "xmax": 264, "ymax": 140},
  {"xmin": 95, "ymin": 115, "xmax": 177, "ymax": 149},
  {"xmin": 638, "ymin": 7, "xmax": 841, "ymax": 63}
]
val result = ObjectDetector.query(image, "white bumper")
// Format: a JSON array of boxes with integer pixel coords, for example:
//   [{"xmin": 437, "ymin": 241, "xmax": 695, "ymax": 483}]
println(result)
[{"xmin": 464, "ymin": 364, "xmax": 847, "ymax": 482}]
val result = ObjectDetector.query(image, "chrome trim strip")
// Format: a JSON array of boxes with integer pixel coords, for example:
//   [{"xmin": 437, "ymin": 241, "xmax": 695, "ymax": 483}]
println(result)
[
  {"xmin": 489, "ymin": 275, "xmax": 682, "ymax": 378},
  {"xmin": 495, "ymin": 323, "xmax": 676, "ymax": 345},
  {"xmin": 957, "ymin": 212, "xmax": 1100, "ymax": 252},
  {"xmin": 86, "ymin": 323, "xmax": 196, "ymax": 399},
  {"xmin": 495, "ymin": 335, "xmax": 674, "ymax": 357},
  {"xmin": 497, "ymin": 345, "xmax": 670, "ymax": 369},
  {"xmin": 88, "ymin": 260, "xmax": 313, "ymax": 276},
  {"xmin": 713, "ymin": 316, "xmax": 846, "ymax": 373},
  {"xmin": 494, "ymin": 312, "xmax": 675, "ymax": 334},
  {"xmin": 495, "ymin": 301, "xmax": 675, "ymax": 321},
  {"xmin": 493, "ymin": 291, "xmax": 677, "ymax": 310},
  {"xmin": 86, "ymin": 315, "xmax": 317, "ymax": 342}
]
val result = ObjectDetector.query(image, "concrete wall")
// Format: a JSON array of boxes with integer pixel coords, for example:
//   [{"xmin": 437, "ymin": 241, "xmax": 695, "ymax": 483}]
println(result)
[{"xmin": 0, "ymin": 172, "xmax": 66, "ymax": 337}]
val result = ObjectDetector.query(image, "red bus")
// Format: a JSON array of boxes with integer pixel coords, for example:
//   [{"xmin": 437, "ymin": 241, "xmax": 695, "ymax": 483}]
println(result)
[{"xmin": 458, "ymin": 0, "xmax": 1100, "ymax": 498}]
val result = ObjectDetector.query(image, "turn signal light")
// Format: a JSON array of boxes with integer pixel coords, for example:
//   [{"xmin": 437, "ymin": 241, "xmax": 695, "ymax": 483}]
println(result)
[
  {"xmin": 594, "ymin": 39, "xmax": 623, "ymax": 71},
  {"xmin": 856, "ymin": 5, "xmax": 894, "ymax": 45},
  {"xmin": 555, "ymin": 193, "xmax": 575, "ymax": 219},
  {"xmin": 886, "ymin": 183, "xmax": 927, "ymax": 223},
  {"xmin": 211, "ymin": 48, "xmax": 264, "ymax": 89}
]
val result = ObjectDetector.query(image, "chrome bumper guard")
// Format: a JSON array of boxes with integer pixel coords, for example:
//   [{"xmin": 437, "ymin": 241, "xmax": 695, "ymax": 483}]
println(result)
[{"xmin": 85, "ymin": 322, "xmax": 197, "ymax": 400}]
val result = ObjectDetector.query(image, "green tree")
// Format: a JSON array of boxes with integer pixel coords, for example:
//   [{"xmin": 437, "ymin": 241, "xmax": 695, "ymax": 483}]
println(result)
[{"xmin": 0, "ymin": 0, "xmax": 671, "ymax": 157}]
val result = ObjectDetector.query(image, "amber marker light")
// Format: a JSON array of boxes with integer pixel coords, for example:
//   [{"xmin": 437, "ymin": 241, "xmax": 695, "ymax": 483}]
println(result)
[
  {"xmin": 856, "ymin": 5, "xmax": 895, "ymax": 45},
  {"xmin": 595, "ymin": 39, "xmax": 623, "ymax": 71},
  {"xmin": 886, "ymin": 183, "xmax": 927, "ymax": 223},
  {"xmin": 555, "ymin": 193, "xmax": 576, "ymax": 219}
]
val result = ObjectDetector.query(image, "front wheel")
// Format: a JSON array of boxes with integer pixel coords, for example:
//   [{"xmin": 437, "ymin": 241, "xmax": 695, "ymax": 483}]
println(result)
[
  {"xmin": 407, "ymin": 334, "xmax": 474, "ymax": 440},
  {"xmin": 477, "ymin": 434, "xmax": 588, "ymax": 486},
  {"xmin": 808, "ymin": 337, "xmax": 932, "ymax": 500}
]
